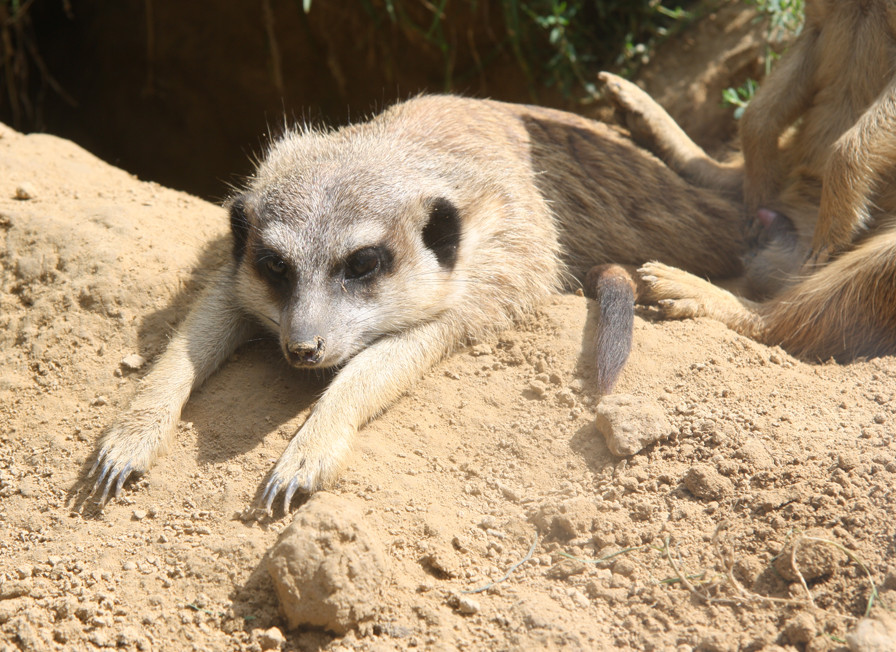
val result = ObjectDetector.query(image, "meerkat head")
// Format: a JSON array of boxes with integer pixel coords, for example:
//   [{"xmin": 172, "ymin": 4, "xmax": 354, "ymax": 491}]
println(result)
[{"xmin": 227, "ymin": 130, "xmax": 465, "ymax": 369}]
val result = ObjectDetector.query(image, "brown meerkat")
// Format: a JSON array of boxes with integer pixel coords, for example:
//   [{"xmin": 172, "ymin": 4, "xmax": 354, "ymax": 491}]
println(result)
[
  {"xmin": 90, "ymin": 94, "xmax": 744, "ymax": 510},
  {"xmin": 599, "ymin": 0, "xmax": 896, "ymax": 361}
]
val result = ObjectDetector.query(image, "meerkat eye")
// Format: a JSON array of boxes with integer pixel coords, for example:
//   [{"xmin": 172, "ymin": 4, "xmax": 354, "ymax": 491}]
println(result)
[
  {"xmin": 256, "ymin": 250, "xmax": 289, "ymax": 285},
  {"xmin": 266, "ymin": 258, "xmax": 287, "ymax": 276},
  {"xmin": 344, "ymin": 247, "xmax": 382, "ymax": 280}
]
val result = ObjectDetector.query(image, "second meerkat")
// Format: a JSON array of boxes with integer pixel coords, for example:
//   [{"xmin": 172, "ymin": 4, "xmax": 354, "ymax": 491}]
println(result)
[{"xmin": 91, "ymin": 95, "xmax": 744, "ymax": 510}]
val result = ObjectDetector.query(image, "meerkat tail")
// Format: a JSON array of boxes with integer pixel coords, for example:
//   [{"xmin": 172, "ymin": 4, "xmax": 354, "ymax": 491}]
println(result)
[{"xmin": 584, "ymin": 264, "xmax": 637, "ymax": 395}]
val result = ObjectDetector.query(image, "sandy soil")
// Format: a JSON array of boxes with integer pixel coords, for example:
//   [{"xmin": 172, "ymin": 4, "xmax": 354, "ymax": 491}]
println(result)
[{"xmin": 2, "ymin": 63, "xmax": 896, "ymax": 652}]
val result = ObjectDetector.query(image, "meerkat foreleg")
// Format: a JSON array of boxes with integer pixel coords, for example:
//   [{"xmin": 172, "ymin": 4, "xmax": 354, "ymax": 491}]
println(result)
[
  {"xmin": 810, "ymin": 78, "xmax": 896, "ymax": 264},
  {"xmin": 260, "ymin": 318, "xmax": 459, "ymax": 512},
  {"xmin": 739, "ymin": 34, "xmax": 817, "ymax": 212},
  {"xmin": 91, "ymin": 268, "xmax": 253, "ymax": 504}
]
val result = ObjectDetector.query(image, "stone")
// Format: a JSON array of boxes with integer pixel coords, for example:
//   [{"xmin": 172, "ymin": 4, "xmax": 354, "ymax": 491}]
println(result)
[
  {"xmin": 266, "ymin": 492, "xmax": 389, "ymax": 635},
  {"xmin": 596, "ymin": 394, "xmax": 671, "ymax": 456}
]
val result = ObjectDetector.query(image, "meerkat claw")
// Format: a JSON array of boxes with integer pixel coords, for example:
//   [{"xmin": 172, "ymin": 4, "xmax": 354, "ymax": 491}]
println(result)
[
  {"xmin": 260, "ymin": 477, "xmax": 283, "ymax": 513},
  {"xmin": 282, "ymin": 478, "xmax": 301, "ymax": 513}
]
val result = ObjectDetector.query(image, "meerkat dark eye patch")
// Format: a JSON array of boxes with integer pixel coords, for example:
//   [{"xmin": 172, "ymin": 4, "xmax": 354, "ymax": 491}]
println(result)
[
  {"xmin": 344, "ymin": 246, "xmax": 392, "ymax": 281},
  {"xmin": 229, "ymin": 197, "xmax": 251, "ymax": 264},
  {"xmin": 422, "ymin": 197, "xmax": 461, "ymax": 269},
  {"xmin": 255, "ymin": 248, "xmax": 291, "ymax": 287}
]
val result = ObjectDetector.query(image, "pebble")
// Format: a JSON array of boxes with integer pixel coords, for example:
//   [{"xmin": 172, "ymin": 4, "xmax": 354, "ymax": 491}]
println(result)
[
  {"xmin": 450, "ymin": 594, "xmax": 480, "ymax": 614},
  {"xmin": 596, "ymin": 394, "xmax": 671, "ymax": 456},
  {"xmin": 683, "ymin": 464, "xmax": 734, "ymax": 501},
  {"xmin": 782, "ymin": 611, "xmax": 816, "ymax": 644},
  {"xmin": 14, "ymin": 183, "xmax": 36, "ymax": 200},
  {"xmin": 92, "ymin": 396, "xmax": 109, "ymax": 407},
  {"xmin": 256, "ymin": 626, "xmax": 286, "ymax": 650},
  {"xmin": 120, "ymin": 354, "xmax": 147, "ymax": 371}
]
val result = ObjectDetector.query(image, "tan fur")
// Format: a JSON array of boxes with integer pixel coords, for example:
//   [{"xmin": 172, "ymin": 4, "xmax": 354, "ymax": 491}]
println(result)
[
  {"xmin": 602, "ymin": 0, "xmax": 896, "ymax": 361},
  {"xmin": 91, "ymin": 94, "xmax": 744, "ymax": 509}
]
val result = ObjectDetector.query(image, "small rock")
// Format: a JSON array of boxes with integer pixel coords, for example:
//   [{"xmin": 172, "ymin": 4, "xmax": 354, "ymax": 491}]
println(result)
[
  {"xmin": 837, "ymin": 452, "xmax": 860, "ymax": 472},
  {"xmin": 267, "ymin": 492, "xmax": 389, "ymax": 634},
  {"xmin": 14, "ymin": 183, "xmax": 36, "ymax": 200},
  {"xmin": 122, "ymin": 561, "xmax": 137, "ymax": 571},
  {"xmin": 0, "ymin": 580, "xmax": 32, "ymax": 600},
  {"xmin": 419, "ymin": 543, "xmax": 461, "ymax": 579},
  {"xmin": 736, "ymin": 439, "xmax": 774, "ymax": 469},
  {"xmin": 449, "ymin": 594, "xmax": 480, "ymax": 614},
  {"xmin": 470, "ymin": 343, "xmax": 492, "ymax": 357},
  {"xmin": 555, "ymin": 388, "xmax": 577, "ymax": 407},
  {"xmin": 782, "ymin": 611, "xmax": 817, "ymax": 645},
  {"xmin": 92, "ymin": 396, "xmax": 109, "ymax": 407},
  {"xmin": 545, "ymin": 558, "xmax": 587, "ymax": 579},
  {"xmin": 15, "ymin": 566, "xmax": 32, "ymax": 580},
  {"xmin": 773, "ymin": 530, "xmax": 845, "ymax": 582},
  {"xmin": 596, "ymin": 394, "xmax": 671, "ymax": 456},
  {"xmin": 120, "ymin": 354, "xmax": 147, "ymax": 371},
  {"xmin": 528, "ymin": 380, "xmax": 549, "ymax": 400},
  {"xmin": 256, "ymin": 626, "xmax": 286, "ymax": 650},
  {"xmin": 611, "ymin": 557, "xmax": 637, "ymax": 578},
  {"xmin": 132, "ymin": 509, "xmax": 148, "ymax": 521},
  {"xmin": 683, "ymin": 465, "xmax": 734, "ymax": 501},
  {"xmin": 847, "ymin": 610, "xmax": 896, "ymax": 652}
]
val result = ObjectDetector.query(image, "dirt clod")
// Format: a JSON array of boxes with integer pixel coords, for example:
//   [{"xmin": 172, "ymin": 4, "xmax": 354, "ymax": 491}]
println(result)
[
  {"xmin": 683, "ymin": 464, "xmax": 734, "ymax": 501},
  {"xmin": 256, "ymin": 626, "xmax": 287, "ymax": 650},
  {"xmin": 266, "ymin": 492, "xmax": 389, "ymax": 634},
  {"xmin": 14, "ymin": 183, "xmax": 35, "ymax": 200},
  {"xmin": 847, "ymin": 610, "xmax": 896, "ymax": 652},
  {"xmin": 595, "ymin": 393, "xmax": 671, "ymax": 456},
  {"xmin": 782, "ymin": 611, "xmax": 817, "ymax": 645},
  {"xmin": 772, "ymin": 531, "xmax": 846, "ymax": 583}
]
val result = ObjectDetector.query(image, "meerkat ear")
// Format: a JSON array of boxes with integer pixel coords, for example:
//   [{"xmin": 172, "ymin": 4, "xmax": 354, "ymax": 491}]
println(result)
[
  {"xmin": 422, "ymin": 197, "xmax": 461, "ymax": 270},
  {"xmin": 228, "ymin": 196, "xmax": 251, "ymax": 264}
]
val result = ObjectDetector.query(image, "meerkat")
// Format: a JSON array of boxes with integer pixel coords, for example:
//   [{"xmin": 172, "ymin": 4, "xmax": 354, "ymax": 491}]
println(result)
[
  {"xmin": 598, "ymin": 0, "xmax": 896, "ymax": 361},
  {"xmin": 90, "ymin": 94, "xmax": 745, "ymax": 511}
]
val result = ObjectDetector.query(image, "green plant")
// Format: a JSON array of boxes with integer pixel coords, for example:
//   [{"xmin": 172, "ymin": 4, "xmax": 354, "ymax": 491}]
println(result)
[
  {"xmin": 721, "ymin": 0, "xmax": 805, "ymax": 116},
  {"xmin": 304, "ymin": 1, "xmax": 705, "ymax": 101}
]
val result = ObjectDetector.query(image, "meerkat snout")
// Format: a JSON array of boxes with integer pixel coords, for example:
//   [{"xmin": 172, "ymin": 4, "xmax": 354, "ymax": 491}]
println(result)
[{"xmin": 286, "ymin": 336, "xmax": 326, "ymax": 366}]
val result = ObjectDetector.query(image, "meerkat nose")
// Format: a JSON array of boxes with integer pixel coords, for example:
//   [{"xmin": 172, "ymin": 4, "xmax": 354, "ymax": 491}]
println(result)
[{"xmin": 286, "ymin": 336, "xmax": 326, "ymax": 366}]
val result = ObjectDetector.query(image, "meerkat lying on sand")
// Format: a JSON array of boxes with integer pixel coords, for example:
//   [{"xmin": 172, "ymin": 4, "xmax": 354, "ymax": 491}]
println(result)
[
  {"xmin": 600, "ymin": 0, "xmax": 896, "ymax": 361},
  {"xmin": 90, "ymin": 95, "xmax": 744, "ymax": 510}
]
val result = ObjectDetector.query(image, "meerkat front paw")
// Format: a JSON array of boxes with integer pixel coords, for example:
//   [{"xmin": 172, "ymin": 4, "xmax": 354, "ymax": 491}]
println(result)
[
  {"xmin": 638, "ymin": 262, "xmax": 711, "ymax": 320},
  {"xmin": 90, "ymin": 407, "xmax": 177, "ymax": 505},
  {"xmin": 259, "ymin": 423, "xmax": 352, "ymax": 513}
]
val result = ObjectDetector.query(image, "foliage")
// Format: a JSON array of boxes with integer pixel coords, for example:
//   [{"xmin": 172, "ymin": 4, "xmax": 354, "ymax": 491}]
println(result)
[
  {"xmin": 307, "ymin": 0, "xmax": 707, "ymax": 101},
  {"xmin": 721, "ymin": 0, "xmax": 804, "ymax": 116}
]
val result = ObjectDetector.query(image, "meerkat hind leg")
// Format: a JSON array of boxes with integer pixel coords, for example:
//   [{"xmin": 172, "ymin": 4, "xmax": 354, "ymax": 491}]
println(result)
[
  {"xmin": 639, "ymin": 262, "xmax": 765, "ymax": 340},
  {"xmin": 599, "ymin": 72, "xmax": 742, "ymax": 193}
]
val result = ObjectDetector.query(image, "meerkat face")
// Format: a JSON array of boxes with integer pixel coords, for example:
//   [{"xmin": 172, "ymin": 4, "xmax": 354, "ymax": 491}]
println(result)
[{"xmin": 227, "ymin": 165, "xmax": 463, "ymax": 369}]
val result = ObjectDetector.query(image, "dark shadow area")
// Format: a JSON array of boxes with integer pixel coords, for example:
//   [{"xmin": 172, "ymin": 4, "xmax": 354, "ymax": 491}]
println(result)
[
  {"xmin": 67, "ymin": 233, "xmax": 328, "ymax": 514},
  {"xmin": 18, "ymin": 0, "xmax": 566, "ymax": 200}
]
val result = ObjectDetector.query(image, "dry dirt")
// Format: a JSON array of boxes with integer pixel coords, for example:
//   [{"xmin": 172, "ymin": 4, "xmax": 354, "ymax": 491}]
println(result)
[{"xmin": 2, "ymin": 62, "xmax": 896, "ymax": 652}]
